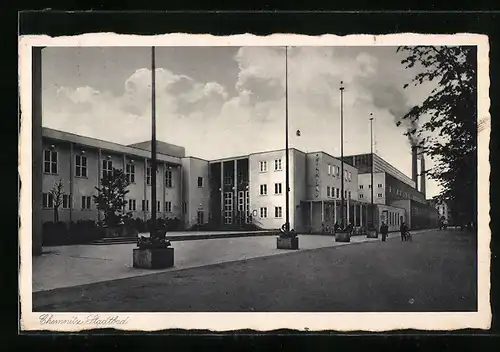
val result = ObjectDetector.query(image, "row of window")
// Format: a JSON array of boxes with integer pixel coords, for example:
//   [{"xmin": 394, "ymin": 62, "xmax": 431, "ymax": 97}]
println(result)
[
  {"xmin": 259, "ymin": 183, "xmax": 283, "ymax": 196},
  {"xmin": 44, "ymin": 150, "xmax": 179, "ymax": 187},
  {"xmin": 259, "ymin": 159, "xmax": 282, "ymax": 173},
  {"xmin": 387, "ymin": 212, "xmax": 402, "ymax": 226},
  {"xmin": 43, "ymin": 192, "xmax": 175, "ymax": 213},
  {"xmin": 259, "ymin": 206, "xmax": 283, "ymax": 219},
  {"xmin": 326, "ymin": 186, "xmax": 352, "ymax": 199},
  {"xmin": 327, "ymin": 164, "xmax": 353, "ymax": 182},
  {"xmin": 359, "ymin": 193, "xmax": 383, "ymax": 199},
  {"xmin": 359, "ymin": 183, "xmax": 383, "ymax": 189}
]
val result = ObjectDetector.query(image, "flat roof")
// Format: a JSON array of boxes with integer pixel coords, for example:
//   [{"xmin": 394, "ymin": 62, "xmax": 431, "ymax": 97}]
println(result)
[{"xmin": 42, "ymin": 127, "xmax": 182, "ymax": 165}]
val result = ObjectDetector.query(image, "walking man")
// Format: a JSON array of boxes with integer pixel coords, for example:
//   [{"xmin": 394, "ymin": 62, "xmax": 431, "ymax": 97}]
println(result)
[
  {"xmin": 380, "ymin": 221, "xmax": 389, "ymax": 242},
  {"xmin": 400, "ymin": 221, "xmax": 409, "ymax": 242}
]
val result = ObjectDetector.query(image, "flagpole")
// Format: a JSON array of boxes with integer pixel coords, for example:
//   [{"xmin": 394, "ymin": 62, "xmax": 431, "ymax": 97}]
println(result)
[
  {"xmin": 150, "ymin": 46, "xmax": 158, "ymax": 237},
  {"xmin": 284, "ymin": 46, "xmax": 291, "ymax": 233}
]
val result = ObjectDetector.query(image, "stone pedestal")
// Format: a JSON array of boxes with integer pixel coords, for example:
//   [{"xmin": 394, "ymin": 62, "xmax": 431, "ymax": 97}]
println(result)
[
  {"xmin": 133, "ymin": 248, "xmax": 174, "ymax": 269},
  {"xmin": 335, "ymin": 231, "xmax": 350, "ymax": 242},
  {"xmin": 277, "ymin": 236, "xmax": 299, "ymax": 250},
  {"xmin": 367, "ymin": 230, "xmax": 378, "ymax": 239}
]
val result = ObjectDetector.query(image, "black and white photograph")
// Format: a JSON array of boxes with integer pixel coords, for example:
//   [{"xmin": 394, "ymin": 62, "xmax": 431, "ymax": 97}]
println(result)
[{"xmin": 19, "ymin": 34, "xmax": 490, "ymax": 331}]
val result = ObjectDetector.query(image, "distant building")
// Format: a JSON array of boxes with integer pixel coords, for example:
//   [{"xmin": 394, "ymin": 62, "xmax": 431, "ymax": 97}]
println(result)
[
  {"xmin": 427, "ymin": 199, "xmax": 453, "ymax": 223},
  {"xmin": 344, "ymin": 151, "xmax": 439, "ymax": 230}
]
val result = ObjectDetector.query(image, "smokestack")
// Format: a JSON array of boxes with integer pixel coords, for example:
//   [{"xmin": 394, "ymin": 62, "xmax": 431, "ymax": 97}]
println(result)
[
  {"xmin": 411, "ymin": 146, "xmax": 418, "ymax": 189},
  {"xmin": 420, "ymin": 155, "xmax": 426, "ymax": 197}
]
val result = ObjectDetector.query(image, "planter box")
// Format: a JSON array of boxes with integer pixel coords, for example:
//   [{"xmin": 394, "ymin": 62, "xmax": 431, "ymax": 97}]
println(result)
[
  {"xmin": 277, "ymin": 236, "xmax": 299, "ymax": 250},
  {"xmin": 133, "ymin": 248, "xmax": 174, "ymax": 269},
  {"xmin": 367, "ymin": 230, "xmax": 378, "ymax": 239},
  {"xmin": 335, "ymin": 231, "xmax": 351, "ymax": 242}
]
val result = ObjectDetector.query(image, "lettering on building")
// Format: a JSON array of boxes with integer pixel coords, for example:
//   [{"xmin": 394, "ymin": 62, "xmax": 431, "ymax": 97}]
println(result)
[{"xmin": 315, "ymin": 154, "xmax": 320, "ymax": 198}]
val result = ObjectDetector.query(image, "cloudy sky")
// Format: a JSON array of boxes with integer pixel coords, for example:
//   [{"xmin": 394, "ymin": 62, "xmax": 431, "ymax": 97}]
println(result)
[{"xmin": 41, "ymin": 46, "xmax": 440, "ymax": 197}]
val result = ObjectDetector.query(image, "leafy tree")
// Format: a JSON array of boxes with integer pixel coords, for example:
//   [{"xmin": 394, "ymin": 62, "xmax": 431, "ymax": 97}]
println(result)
[
  {"xmin": 93, "ymin": 168, "xmax": 130, "ymax": 227},
  {"xmin": 396, "ymin": 46, "xmax": 478, "ymax": 228},
  {"xmin": 50, "ymin": 179, "xmax": 66, "ymax": 223}
]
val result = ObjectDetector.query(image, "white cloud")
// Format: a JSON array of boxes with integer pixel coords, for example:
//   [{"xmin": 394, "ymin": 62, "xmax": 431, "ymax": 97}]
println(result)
[{"xmin": 42, "ymin": 46, "xmax": 441, "ymax": 197}]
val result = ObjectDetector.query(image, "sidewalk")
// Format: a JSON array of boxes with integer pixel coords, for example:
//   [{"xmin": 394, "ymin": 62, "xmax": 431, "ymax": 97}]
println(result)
[
  {"xmin": 32, "ymin": 229, "xmax": 436, "ymax": 292},
  {"xmin": 33, "ymin": 229, "xmax": 475, "ymax": 312}
]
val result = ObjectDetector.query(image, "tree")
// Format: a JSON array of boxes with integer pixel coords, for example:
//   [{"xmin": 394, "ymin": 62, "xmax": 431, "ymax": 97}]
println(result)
[
  {"xmin": 93, "ymin": 168, "xmax": 130, "ymax": 227},
  {"xmin": 396, "ymin": 46, "xmax": 477, "ymax": 228},
  {"xmin": 50, "ymin": 179, "xmax": 66, "ymax": 223}
]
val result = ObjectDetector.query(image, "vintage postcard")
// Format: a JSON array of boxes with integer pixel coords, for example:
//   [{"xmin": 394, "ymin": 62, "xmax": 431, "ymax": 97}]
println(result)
[{"xmin": 19, "ymin": 33, "xmax": 491, "ymax": 332}]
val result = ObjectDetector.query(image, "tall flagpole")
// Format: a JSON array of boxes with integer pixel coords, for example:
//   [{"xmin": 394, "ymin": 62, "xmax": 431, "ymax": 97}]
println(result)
[
  {"xmin": 284, "ymin": 46, "xmax": 290, "ymax": 232},
  {"xmin": 151, "ymin": 46, "xmax": 158, "ymax": 237},
  {"xmin": 340, "ymin": 81, "xmax": 345, "ymax": 228},
  {"xmin": 369, "ymin": 113, "xmax": 374, "ymax": 229}
]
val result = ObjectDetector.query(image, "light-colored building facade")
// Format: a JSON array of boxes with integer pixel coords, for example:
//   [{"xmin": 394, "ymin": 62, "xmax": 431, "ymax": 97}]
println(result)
[{"xmin": 41, "ymin": 128, "xmax": 438, "ymax": 232}]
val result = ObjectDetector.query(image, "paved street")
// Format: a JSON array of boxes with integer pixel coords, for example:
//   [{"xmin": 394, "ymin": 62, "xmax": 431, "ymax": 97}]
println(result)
[{"xmin": 33, "ymin": 229, "xmax": 477, "ymax": 312}]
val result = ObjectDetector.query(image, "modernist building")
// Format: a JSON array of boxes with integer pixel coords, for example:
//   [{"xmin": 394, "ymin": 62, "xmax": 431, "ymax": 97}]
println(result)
[
  {"xmin": 41, "ymin": 127, "xmax": 210, "ymax": 229},
  {"xmin": 344, "ymin": 147, "xmax": 440, "ymax": 230},
  {"xmin": 41, "ymin": 127, "xmax": 438, "ymax": 233}
]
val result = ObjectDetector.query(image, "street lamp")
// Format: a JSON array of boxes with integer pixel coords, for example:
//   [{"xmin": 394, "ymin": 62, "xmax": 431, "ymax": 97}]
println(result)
[
  {"xmin": 277, "ymin": 46, "xmax": 298, "ymax": 250},
  {"xmin": 369, "ymin": 113, "xmax": 375, "ymax": 230},
  {"xmin": 339, "ymin": 81, "xmax": 345, "ymax": 229}
]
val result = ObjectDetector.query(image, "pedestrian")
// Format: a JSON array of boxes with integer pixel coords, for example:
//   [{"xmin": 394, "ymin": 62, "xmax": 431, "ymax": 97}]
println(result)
[
  {"xmin": 334, "ymin": 222, "xmax": 339, "ymax": 233},
  {"xmin": 380, "ymin": 222, "xmax": 389, "ymax": 242},
  {"xmin": 400, "ymin": 222, "xmax": 409, "ymax": 242},
  {"xmin": 443, "ymin": 218, "xmax": 448, "ymax": 230}
]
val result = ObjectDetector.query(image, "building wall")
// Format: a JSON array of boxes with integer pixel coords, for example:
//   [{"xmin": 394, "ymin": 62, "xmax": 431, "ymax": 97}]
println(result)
[
  {"xmin": 376, "ymin": 204, "xmax": 407, "ymax": 232},
  {"xmin": 41, "ymin": 135, "xmax": 183, "ymax": 226},
  {"xmin": 357, "ymin": 172, "xmax": 386, "ymax": 204},
  {"xmin": 306, "ymin": 152, "xmax": 358, "ymax": 202},
  {"xmin": 181, "ymin": 157, "xmax": 210, "ymax": 228},
  {"xmin": 292, "ymin": 149, "xmax": 307, "ymax": 231},
  {"xmin": 389, "ymin": 199, "xmax": 411, "ymax": 228},
  {"xmin": 248, "ymin": 150, "xmax": 292, "ymax": 230},
  {"xmin": 385, "ymin": 173, "xmax": 426, "ymax": 205}
]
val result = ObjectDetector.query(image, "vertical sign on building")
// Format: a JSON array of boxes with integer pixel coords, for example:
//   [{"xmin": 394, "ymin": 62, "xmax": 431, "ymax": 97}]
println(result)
[{"xmin": 314, "ymin": 154, "xmax": 320, "ymax": 198}]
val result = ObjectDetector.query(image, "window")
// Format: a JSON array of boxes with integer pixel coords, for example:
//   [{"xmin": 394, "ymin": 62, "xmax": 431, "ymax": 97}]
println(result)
[
  {"xmin": 378, "ymin": 183, "xmax": 383, "ymax": 188},
  {"xmin": 348, "ymin": 191, "xmax": 352, "ymax": 199},
  {"xmin": 62, "ymin": 194, "xmax": 71, "ymax": 209},
  {"xmin": 260, "ymin": 207, "xmax": 268, "ymax": 218},
  {"xmin": 157, "ymin": 201, "xmax": 161, "ymax": 212},
  {"xmin": 274, "ymin": 159, "xmax": 282, "ymax": 171},
  {"xmin": 335, "ymin": 166, "xmax": 340, "ymax": 177},
  {"xmin": 125, "ymin": 163, "xmax": 135, "ymax": 183},
  {"xmin": 344, "ymin": 190, "xmax": 348, "ymax": 198},
  {"xmin": 42, "ymin": 193, "xmax": 53, "ymax": 208},
  {"xmin": 260, "ymin": 184, "xmax": 268, "ymax": 196},
  {"xmin": 165, "ymin": 169, "xmax": 173, "ymax": 188},
  {"xmin": 388, "ymin": 185, "xmax": 392, "ymax": 193},
  {"xmin": 274, "ymin": 206, "xmax": 283, "ymax": 218},
  {"xmin": 146, "ymin": 166, "xmax": 151, "ymax": 185},
  {"xmin": 336, "ymin": 188, "xmax": 340, "ymax": 198},
  {"xmin": 368, "ymin": 184, "xmax": 372, "ymax": 189},
  {"xmin": 128, "ymin": 199, "xmax": 136, "ymax": 211},
  {"xmin": 359, "ymin": 185, "xmax": 364, "ymax": 189},
  {"xmin": 259, "ymin": 161, "xmax": 268, "ymax": 172},
  {"xmin": 182, "ymin": 202, "xmax": 187, "ymax": 214},
  {"xmin": 359, "ymin": 194, "xmax": 364, "ymax": 199},
  {"xmin": 327, "ymin": 164, "xmax": 331, "ymax": 175},
  {"xmin": 75, "ymin": 155, "xmax": 87, "ymax": 177},
  {"xmin": 198, "ymin": 177, "xmax": 203, "ymax": 188},
  {"xmin": 327, "ymin": 186, "xmax": 331, "ymax": 197},
  {"xmin": 102, "ymin": 159, "xmax": 113, "ymax": 178},
  {"xmin": 165, "ymin": 201, "xmax": 172, "ymax": 213},
  {"xmin": 43, "ymin": 149, "xmax": 58, "ymax": 174},
  {"xmin": 348, "ymin": 172, "xmax": 352, "ymax": 181},
  {"xmin": 81, "ymin": 196, "xmax": 92, "ymax": 210},
  {"xmin": 142, "ymin": 200, "xmax": 149, "ymax": 211},
  {"xmin": 274, "ymin": 183, "xmax": 282, "ymax": 195},
  {"xmin": 378, "ymin": 193, "xmax": 383, "ymax": 198}
]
